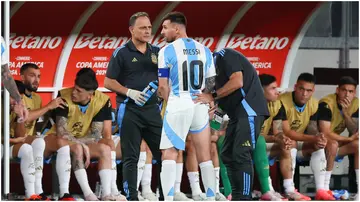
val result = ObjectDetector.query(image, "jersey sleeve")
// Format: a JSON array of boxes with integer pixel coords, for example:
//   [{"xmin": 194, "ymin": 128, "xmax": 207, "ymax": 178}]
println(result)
[
  {"xmin": 352, "ymin": 109, "xmax": 359, "ymax": 118},
  {"xmin": 92, "ymin": 99, "xmax": 112, "ymax": 122},
  {"xmin": 317, "ymin": 102, "xmax": 332, "ymax": 122},
  {"xmin": 205, "ymin": 48, "xmax": 216, "ymax": 78},
  {"xmin": 273, "ymin": 104, "xmax": 287, "ymax": 121},
  {"xmin": 158, "ymin": 46, "xmax": 170, "ymax": 78},
  {"xmin": 106, "ymin": 47, "xmax": 124, "ymax": 80}
]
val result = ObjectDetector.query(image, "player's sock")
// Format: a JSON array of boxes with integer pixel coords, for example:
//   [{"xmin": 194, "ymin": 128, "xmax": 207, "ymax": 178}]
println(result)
[
  {"xmin": 111, "ymin": 151, "xmax": 119, "ymax": 195},
  {"xmin": 324, "ymin": 171, "xmax": 332, "ymax": 190},
  {"xmin": 161, "ymin": 160, "xmax": 176, "ymax": 201},
  {"xmin": 356, "ymin": 169, "xmax": 359, "ymax": 186},
  {"xmin": 253, "ymin": 135, "xmax": 271, "ymax": 194},
  {"xmin": 137, "ymin": 152, "xmax": 146, "ymax": 190},
  {"xmin": 31, "ymin": 138, "xmax": 45, "ymax": 195},
  {"xmin": 268, "ymin": 176, "xmax": 275, "ymax": 192},
  {"xmin": 217, "ymin": 135, "xmax": 232, "ymax": 196},
  {"xmin": 99, "ymin": 169, "xmax": 112, "ymax": 197},
  {"xmin": 74, "ymin": 169, "xmax": 93, "ymax": 197},
  {"xmin": 283, "ymin": 179, "xmax": 295, "ymax": 193},
  {"xmin": 18, "ymin": 144, "xmax": 36, "ymax": 198},
  {"xmin": 290, "ymin": 148, "xmax": 297, "ymax": 181},
  {"xmin": 310, "ymin": 149, "xmax": 326, "ymax": 190},
  {"xmin": 174, "ymin": 163, "xmax": 183, "ymax": 193},
  {"xmin": 214, "ymin": 167, "xmax": 220, "ymax": 193},
  {"xmin": 56, "ymin": 146, "xmax": 71, "ymax": 197},
  {"xmin": 141, "ymin": 164, "xmax": 153, "ymax": 194},
  {"xmin": 199, "ymin": 160, "xmax": 216, "ymax": 200},
  {"xmin": 188, "ymin": 171, "xmax": 203, "ymax": 195}
]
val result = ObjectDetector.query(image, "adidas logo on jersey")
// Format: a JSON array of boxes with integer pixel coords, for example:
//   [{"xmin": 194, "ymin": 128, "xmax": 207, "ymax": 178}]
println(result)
[
  {"xmin": 132, "ymin": 57, "xmax": 138, "ymax": 62},
  {"xmin": 242, "ymin": 140, "xmax": 251, "ymax": 147}
]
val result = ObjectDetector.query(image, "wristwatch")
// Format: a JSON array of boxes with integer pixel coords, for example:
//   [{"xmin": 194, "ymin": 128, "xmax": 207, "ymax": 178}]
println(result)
[{"xmin": 211, "ymin": 91, "xmax": 217, "ymax": 99}]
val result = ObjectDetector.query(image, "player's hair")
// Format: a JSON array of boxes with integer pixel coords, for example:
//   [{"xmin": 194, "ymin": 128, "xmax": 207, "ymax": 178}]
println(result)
[
  {"xmin": 75, "ymin": 68, "xmax": 98, "ymax": 91},
  {"xmin": 338, "ymin": 76, "xmax": 357, "ymax": 87},
  {"xmin": 15, "ymin": 80, "xmax": 26, "ymax": 94},
  {"xmin": 161, "ymin": 11, "xmax": 187, "ymax": 27},
  {"xmin": 297, "ymin": 73, "xmax": 316, "ymax": 84},
  {"xmin": 20, "ymin": 63, "xmax": 39, "ymax": 75},
  {"xmin": 259, "ymin": 74, "xmax": 277, "ymax": 87},
  {"xmin": 129, "ymin": 12, "xmax": 150, "ymax": 26}
]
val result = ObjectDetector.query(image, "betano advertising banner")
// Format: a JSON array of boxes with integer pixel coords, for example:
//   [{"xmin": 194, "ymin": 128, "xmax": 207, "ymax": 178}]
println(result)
[{"xmin": 9, "ymin": 1, "xmax": 319, "ymax": 106}]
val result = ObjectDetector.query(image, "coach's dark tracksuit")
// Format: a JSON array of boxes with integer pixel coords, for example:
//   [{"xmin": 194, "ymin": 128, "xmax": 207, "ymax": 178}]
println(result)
[{"xmin": 214, "ymin": 48, "xmax": 269, "ymax": 200}]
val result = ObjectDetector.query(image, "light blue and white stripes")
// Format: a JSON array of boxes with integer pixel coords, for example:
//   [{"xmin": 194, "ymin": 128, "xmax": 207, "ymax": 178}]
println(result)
[{"xmin": 243, "ymin": 172, "xmax": 251, "ymax": 196}]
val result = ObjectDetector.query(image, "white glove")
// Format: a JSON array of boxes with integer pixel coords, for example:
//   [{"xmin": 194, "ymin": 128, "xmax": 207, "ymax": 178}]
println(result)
[{"xmin": 126, "ymin": 89, "xmax": 147, "ymax": 105}]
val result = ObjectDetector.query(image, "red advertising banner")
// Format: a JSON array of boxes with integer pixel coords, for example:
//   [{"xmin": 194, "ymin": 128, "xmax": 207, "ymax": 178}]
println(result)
[
  {"xmin": 227, "ymin": 2, "xmax": 318, "ymax": 83},
  {"xmin": 9, "ymin": 2, "xmax": 91, "ymax": 87},
  {"xmin": 63, "ymin": 2, "xmax": 168, "ymax": 88},
  {"xmin": 9, "ymin": 1, "xmax": 319, "ymax": 106}
]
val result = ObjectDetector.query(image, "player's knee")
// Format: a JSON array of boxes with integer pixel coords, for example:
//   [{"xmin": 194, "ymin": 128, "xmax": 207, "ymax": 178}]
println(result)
[
  {"xmin": 98, "ymin": 143, "xmax": 111, "ymax": 158},
  {"xmin": 162, "ymin": 148, "xmax": 178, "ymax": 160},
  {"xmin": 99, "ymin": 138, "xmax": 115, "ymax": 150},
  {"xmin": 71, "ymin": 144, "xmax": 84, "ymax": 158},
  {"xmin": 326, "ymin": 139, "xmax": 339, "ymax": 154},
  {"xmin": 352, "ymin": 139, "xmax": 359, "ymax": 152}
]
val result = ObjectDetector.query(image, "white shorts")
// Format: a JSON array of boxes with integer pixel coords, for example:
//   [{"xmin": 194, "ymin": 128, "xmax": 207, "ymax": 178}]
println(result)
[{"xmin": 160, "ymin": 97, "xmax": 209, "ymax": 151}]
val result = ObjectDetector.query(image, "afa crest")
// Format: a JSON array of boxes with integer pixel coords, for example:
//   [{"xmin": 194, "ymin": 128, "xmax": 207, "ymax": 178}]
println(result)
[
  {"xmin": 71, "ymin": 122, "xmax": 84, "ymax": 136},
  {"xmin": 151, "ymin": 53, "xmax": 157, "ymax": 64}
]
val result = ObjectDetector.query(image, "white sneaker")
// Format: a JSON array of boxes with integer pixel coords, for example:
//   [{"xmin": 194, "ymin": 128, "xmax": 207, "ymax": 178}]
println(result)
[
  {"xmin": 174, "ymin": 192, "xmax": 193, "ymax": 201},
  {"xmin": 138, "ymin": 192, "xmax": 148, "ymax": 201},
  {"xmin": 192, "ymin": 193, "xmax": 207, "ymax": 201},
  {"xmin": 215, "ymin": 193, "xmax": 227, "ymax": 201},
  {"xmin": 85, "ymin": 193, "xmax": 99, "ymax": 201},
  {"xmin": 142, "ymin": 192, "xmax": 158, "ymax": 201}
]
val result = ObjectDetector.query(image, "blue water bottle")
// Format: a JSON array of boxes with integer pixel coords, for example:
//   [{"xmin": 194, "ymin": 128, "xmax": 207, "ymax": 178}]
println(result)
[{"xmin": 136, "ymin": 80, "xmax": 158, "ymax": 106}]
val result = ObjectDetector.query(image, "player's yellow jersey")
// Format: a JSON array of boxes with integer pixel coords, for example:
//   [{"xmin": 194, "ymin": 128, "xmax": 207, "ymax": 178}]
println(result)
[
  {"xmin": 10, "ymin": 92, "xmax": 42, "ymax": 137},
  {"xmin": 319, "ymin": 94, "xmax": 358, "ymax": 134},
  {"xmin": 46, "ymin": 88, "xmax": 109, "ymax": 138},
  {"xmin": 280, "ymin": 92, "xmax": 318, "ymax": 133},
  {"xmin": 261, "ymin": 99, "xmax": 282, "ymax": 136}
]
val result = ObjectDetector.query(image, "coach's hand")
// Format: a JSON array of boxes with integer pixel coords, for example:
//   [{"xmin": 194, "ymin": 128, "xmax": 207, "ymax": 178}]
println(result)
[
  {"xmin": 81, "ymin": 144, "xmax": 91, "ymax": 169},
  {"xmin": 194, "ymin": 93, "xmax": 214, "ymax": 104},
  {"xmin": 127, "ymin": 89, "xmax": 147, "ymax": 105}
]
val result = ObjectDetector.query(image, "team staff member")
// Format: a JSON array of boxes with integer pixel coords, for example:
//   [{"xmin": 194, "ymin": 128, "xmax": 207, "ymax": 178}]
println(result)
[
  {"xmin": 196, "ymin": 48, "xmax": 269, "ymax": 200},
  {"xmin": 104, "ymin": 12, "xmax": 162, "ymax": 201}
]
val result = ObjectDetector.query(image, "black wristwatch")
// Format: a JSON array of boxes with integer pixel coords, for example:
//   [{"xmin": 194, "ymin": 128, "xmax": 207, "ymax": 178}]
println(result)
[{"xmin": 211, "ymin": 91, "xmax": 217, "ymax": 99}]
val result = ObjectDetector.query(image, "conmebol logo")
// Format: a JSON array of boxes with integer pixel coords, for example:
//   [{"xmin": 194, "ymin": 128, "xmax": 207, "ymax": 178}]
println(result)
[
  {"xmin": 226, "ymin": 34, "xmax": 289, "ymax": 50},
  {"xmin": 73, "ymin": 33, "xmax": 130, "ymax": 49},
  {"xmin": 10, "ymin": 34, "xmax": 62, "ymax": 49}
]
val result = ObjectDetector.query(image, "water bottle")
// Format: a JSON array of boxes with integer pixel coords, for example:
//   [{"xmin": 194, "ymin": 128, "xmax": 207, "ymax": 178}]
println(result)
[{"xmin": 136, "ymin": 80, "xmax": 158, "ymax": 107}]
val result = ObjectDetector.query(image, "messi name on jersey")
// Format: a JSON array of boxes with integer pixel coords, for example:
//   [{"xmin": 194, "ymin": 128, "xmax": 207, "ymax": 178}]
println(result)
[{"xmin": 183, "ymin": 48, "xmax": 200, "ymax": 55}]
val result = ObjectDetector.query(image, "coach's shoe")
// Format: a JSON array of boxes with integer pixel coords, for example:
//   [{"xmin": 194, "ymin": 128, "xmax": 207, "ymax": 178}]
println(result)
[
  {"xmin": 285, "ymin": 189, "xmax": 311, "ymax": 201},
  {"xmin": 260, "ymin": 191, "xmax": 287, "ymax": 201},
  {"xmin": 315, "ymin": 189, "xmax": 335, "ymax": 200},
  {"xmin": 142, "ymin": 191, "xmax": 159, "ymax": 201},
  {"xmin": 25, "ymin": 195, "xmax": 42, "ymax": 201},
  {"xmin": 215, "ymin": 192, "xmax": 227, "ymax": 201},
  {"xmin": 85, "ymin": 193, "xmax": 99, "ymax": 201},
  {"xmin": 192, "ymin": 193, "xmax": 207, "ymax": 201},
  {"xmin": 58, "ymin": 193, "xmax": 76, "ymax": 201},
  {"xmin": 174, "ymin": 192, "xmax": 193, "ymax": 201}
]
